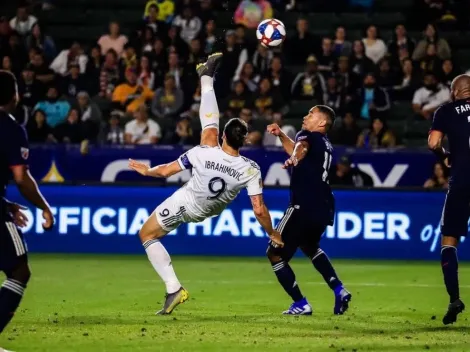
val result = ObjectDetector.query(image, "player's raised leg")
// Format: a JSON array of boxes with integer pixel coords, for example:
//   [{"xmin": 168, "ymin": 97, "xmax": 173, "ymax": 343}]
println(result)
[
  {"xmin": 139, "ymin": 210, "xmax": 188, "ymax": 315},
  {"xmin": 196, "ymin": 52, "xmax": 223, "ymax": 147}
]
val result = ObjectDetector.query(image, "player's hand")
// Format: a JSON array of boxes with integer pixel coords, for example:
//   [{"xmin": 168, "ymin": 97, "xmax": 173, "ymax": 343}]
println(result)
[
  {"xmin": 282, "ymin": 156, "xmax": 298, "ymax": 169},
  {"xmin": 9, "ymin": 203, "xmax": 29, "ymax": 228},
  {"xmin": 42, "ymin": 208, "xmax": 54, "ymax": 231},
  {"xmin": 443, "ymin": 155, "xmax": 451, "ymax": 168},
  {"xmin": 269, "ymin": 230, "xmax": 284, "ymax": 248},
  {"xmin": 267, "ymin": 123, "xmax": 281, "ymax": 136},
  {"xmin": 129, "ymin": 159, "xmax": 150, "ymax": 176}
]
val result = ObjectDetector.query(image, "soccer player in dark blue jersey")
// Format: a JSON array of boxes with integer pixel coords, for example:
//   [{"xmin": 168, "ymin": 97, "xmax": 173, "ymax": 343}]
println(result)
[
  {"xmin": 0, "ymin": 70, "xmax": 54, "ymax": 337},
  {"xmin": 266, "ymin": 105, "xmax": 351, "ymax": 315},
  {"xmin": 428, "ymin": 74, "xmax": 470, "ymax": 325}
]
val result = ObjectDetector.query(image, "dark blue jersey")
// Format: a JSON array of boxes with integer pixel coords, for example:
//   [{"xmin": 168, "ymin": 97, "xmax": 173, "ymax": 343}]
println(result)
[
  {"xmin": 431, "ymin": 99, "xmax": 470, "ymax": 187},
  {"xmin": 0, "ymin": 111, "xmax": 29, "ymax": 216},
  {"xmin": 289, "ymin": 130, "xmax": 334, "ymax": 225}
]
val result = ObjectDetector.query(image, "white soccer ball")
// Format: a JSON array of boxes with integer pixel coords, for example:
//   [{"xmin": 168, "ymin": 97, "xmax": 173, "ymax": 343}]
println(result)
[{"xmin": 256, "ymin": 18, "xmax": 286, "ymax": 48}]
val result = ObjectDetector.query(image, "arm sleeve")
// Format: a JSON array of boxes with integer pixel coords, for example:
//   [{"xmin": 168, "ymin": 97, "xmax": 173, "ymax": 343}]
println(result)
[
  {"xmin": 246, "ymin": 169, "xmax": 263, "ymax": 196},
  {"xmin": 177, "ymin": 146, "xmax": 199, "ymax": 170},
  {"xmin": 7, "ymin": 126, "xmax": 30, "ymax": 167},
  {"xmin": 295, "ymin": 130, "xmax": 313, "ymax": 146},
  {"xmin": 430, "ymin": 106, "xmax": 447, "ymax": 133}
]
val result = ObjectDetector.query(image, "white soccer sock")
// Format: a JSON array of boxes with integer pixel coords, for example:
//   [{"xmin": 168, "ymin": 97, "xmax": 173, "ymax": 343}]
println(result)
[
  {"xmin": 143, "ymin": 239, "xmax": 181, "ymax": 294},
  {"xmin": 199, "ymin": 78, "xmax": 220, "ymax": 131},
  {"xmin": 201, "ymin": 76, "xmax": 214, "ymax": 94}
]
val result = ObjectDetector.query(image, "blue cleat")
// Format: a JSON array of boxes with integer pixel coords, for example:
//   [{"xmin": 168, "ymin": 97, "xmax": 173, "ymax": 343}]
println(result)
[
  {"xmin": 334, "ymin": 286, "xmax": 352, "ymax": 315},
  {"xmin": 282, "ymin": 297, "xmax": 313, "ymax": 315}
]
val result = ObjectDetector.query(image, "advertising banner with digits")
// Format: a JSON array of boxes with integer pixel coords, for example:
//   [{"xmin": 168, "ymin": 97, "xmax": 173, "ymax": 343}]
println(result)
[
  {"xmin": 28, "ymin": 145, "xmax": 437, "ymax": 187},
  {"xmin": 6, "ymin": 185, "xmax": 468, "ymax": 260}
]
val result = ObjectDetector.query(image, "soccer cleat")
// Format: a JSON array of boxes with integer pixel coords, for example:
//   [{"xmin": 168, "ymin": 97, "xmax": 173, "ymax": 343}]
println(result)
[
  {"xmin": 334, "ymin": 286, "xmax": 352, "ymax": 315},
  {"xmin": 197, "ymin": 52, "xmax": 223, "ymax": 78},
  {"xmin": 442, "ymin": 298, "xmax": 465, "ymax": 325},
  {"xmin": 282, "ymin": 297, "xmax": 313, "ymax": 315},
  {"xmin": 156, "ymin": 287, "xmax": 189, "ymax": 315}
]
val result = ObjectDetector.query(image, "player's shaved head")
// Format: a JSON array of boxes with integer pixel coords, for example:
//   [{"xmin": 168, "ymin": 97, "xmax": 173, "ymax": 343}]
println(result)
[
  {"xmin": 450, "ymin": 74, "xmax": 470, "ymax": 101},
  {"xmin": 0, "ymin": 70, "xmax": 17, "ymax": 107}
]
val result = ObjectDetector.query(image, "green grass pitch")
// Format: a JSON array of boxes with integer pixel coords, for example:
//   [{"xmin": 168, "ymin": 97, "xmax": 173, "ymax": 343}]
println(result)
[{"xmin": 0, "ymin": 255, "xmax": 469, "ymax": 351}]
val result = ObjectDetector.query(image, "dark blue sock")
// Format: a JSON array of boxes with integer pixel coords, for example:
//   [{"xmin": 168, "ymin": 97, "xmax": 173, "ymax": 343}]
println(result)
[
  {"xmin": 0, "ymin": 279, "xmax": 25, "ymax": 333},
  {"xmin": 311, "ymin": 249, "xmax": 342, "ymax": 291},
  {"xmin": 272, "ymin": 261, "xmax": 303, "ymax": 302},
  {"xmin": 441, "ymin": 246, "xmax": 460, "ymax": 303}
]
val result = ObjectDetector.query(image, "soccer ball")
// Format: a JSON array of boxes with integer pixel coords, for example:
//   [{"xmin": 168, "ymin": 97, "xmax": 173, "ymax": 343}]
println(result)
[{"xmin": 256, "ymin": 19, "xmax": 286, "ymax": 48}]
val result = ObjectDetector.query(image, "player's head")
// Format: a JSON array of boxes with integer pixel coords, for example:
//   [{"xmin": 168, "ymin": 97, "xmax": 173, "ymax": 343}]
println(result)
[
  {"xmin": 302, "ymin": 105, "xmax": 335, "ymax": 134},
  {"xmin": 223, "ymin": 118, "xmax": 248, "ymax": 150},
  {"xmin": 450, "ymin": 74, "xmax": 470, "ymax": 101},
  {"xmin": 0, "ymin": 70, "xmax": 18, "ymax": 109}
]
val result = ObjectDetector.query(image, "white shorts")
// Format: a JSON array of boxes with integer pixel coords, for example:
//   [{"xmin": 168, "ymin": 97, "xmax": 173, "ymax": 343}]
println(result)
[{"xmin": 155, "ymin": 189, "xmax": 201, "ymax": 232}]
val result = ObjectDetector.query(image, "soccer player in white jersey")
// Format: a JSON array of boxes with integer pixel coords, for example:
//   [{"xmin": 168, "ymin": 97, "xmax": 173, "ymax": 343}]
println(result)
[{"xmin": 129, "ymin": 53, "xmax": 284, "ymax": 315}]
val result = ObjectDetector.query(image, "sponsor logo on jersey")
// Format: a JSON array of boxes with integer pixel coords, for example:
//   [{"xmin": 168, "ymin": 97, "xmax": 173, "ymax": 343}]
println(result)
[{"xmin": 21, "ymin": 147, "xmax": 29, "ymax": 160}]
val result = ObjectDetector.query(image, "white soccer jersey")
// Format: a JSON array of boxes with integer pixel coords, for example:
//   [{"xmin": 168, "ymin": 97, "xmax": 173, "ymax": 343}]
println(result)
[{"xmin": 177, "ymin": 145, "xmax": 262, "ymax": 220}]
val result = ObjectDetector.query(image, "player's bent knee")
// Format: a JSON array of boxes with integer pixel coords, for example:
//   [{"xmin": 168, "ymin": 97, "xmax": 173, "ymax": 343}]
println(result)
[
  {"xmin": 7, "ymin": 260, "xmax": 31, "ymax": 285},
  {"xmin": 139, "ymin": 210, "xmax": 169, "ymax": 242},
  {"xmin": 266, "ymin": 246, "xmax": 282, "ymax": 263}
]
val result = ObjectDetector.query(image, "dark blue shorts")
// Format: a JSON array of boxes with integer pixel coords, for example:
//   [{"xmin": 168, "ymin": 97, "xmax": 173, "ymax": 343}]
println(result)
[
  {"xmin": 440, "ymin": 188, "xmax": 470, "ymax": 238},
  {"xmin": 0, "ymin": 220, "xmax": 28, "ymax": 273}
]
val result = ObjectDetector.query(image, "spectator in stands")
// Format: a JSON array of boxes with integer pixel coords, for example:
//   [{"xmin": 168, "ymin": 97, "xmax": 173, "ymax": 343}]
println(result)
[
  {"xmin": 0, "ymin": 17, "xmax": 10, "ymax": 51},
  {"xmin": 237, "ymin": 107, "xmax": 264, "ymax": 145},
  {"xmin": 234, "ymin": 0, "xmax": 273, "ymax": 29},
  {"xmin": 77, "ymin": 91, "xmax": 102, "ymax": 140},
  {"xmin": 124, "ymin": 104, "xmax": 162, "ymax": 145},
  {"xmin": 357, "ymin": 117, "xmax": 396, "ymax": 148},
  {"xmin": 330, "ymin": 111, "xmax": 361, "ymax": 146},
  {"xmin": 333, "ymin": 26, "xmax": 352, "ymax": 57},
  {"xmin": 99, "ymin": 49, "xmax": 121, "ymax": 100},
  {"xmin": 151, "ymin": 74, "xmax": 184, "ymax": 119},
  {"xmin": 266, "ymin": 56, "xmax": 292, "ymax": 101},
  {"xmin": 30, "ymin": 50, "xmax": 54, "ymax": 84},
  {"xmin": 329, "ymin": 155, "xmax": 373, "ymax": 187},
  {"xmin": 50, "ymin": 41, "xmax": 88, "ymax": 76},
  {"xmin": 199, "ymin": 0, "xmax": 216, "ymax": 24},
  {"xmin": 362, "ymin": 25, "xmax": 387, "ymax": 64},
  {"xmin": 85, "ymin": 45, "xmax": 103, "ymax": 97},
  {"xmin": 172, "ymin": 6, "xmax": 202, "ymax": 45},
  {"xmin": 165, "ymin": 117, "xmax": 198, "ymax": 145},
  {"xmin": 412, "ymin": 0, "xmax": 454, "ymax": 30},
  {"xmin": 219, "ymin": 30, "xmax": 249, "ymax": 96},
  {"xmin": 317, "ymin": 37, "xmax": 337, "ymax": 73},
  {"xmin": 412, "ymin": 71, "xmax": 450, "ymax": 119},
  {"xmin": 137, "ymin": 54, "xmax": 155, "ymax": 89},
  {"xmin": 5, "ymin": 31, "xmax": 28, "ymax": 75},
  {"xmin": 9, "ymin": 4, "xmax": 37, "ymax": 36},
  {"xmin": 144, "ymin": 4, "xmax": 168, "ymax": 37},
  {"xmin": 423, "ymin": 161, "xmax": 449, "ymax": 189},
  {"xmin": 2, "ymin": 56, "xmax": 13, "ymax": 74},
  {"xmin": 54, "ymin": 108, "xmax": 85, "ymax": 144},
  {"xmin": 349, "ymin": 40, "xmax": 375, "ymax": 78},
  {"xmin": 35, "ymin": 86, "xmax": 71, "ymax": 127},
  {"xmin": 286, "ymin": 17, "xmax": 320, "ymax": 65},
  {"xmin": 140, "ymin": 26, "xmax": 156, "ymax": 53},
  {"xmin": 60, "ymin": 63, "xmax": 88, "ymax": 98},
  {"xmin": 26, "ymin": 23, "xmax": 56, "ymax": 63},
  {"xmin": 164, "ymin": 52, "xmax": 185, "ymax": 89},
  {"xmin": 355, "ymin": 73, "xmax": 391, "ymax": 120},
  {"xmin": 392, "ymin": 58, "xmax": 421, "ymax": 101},
  {"xmin": 418, "ymin": 43, "xmax": 442, "ymax": 74},
  {"xmin": 200, "ymin": 19, "xmax": 217, "ymax": 54},
  {"xmin": 105, "ymin": 111, "xmax": 125, "ymax": 145},
  {"xmin": 388, "ymin": 24, "xmax": 415, "ymax": 69},
  {"xmin": 180, "ymin": 83, "xmax": 201, "ymax": 120},
  {"xmin": 262, "ymin": 112, "xmax": 296, "ymax": 147},
  {"xmin": 112, "ymin": 67, "xmax": 154, "ymax": 114},
  {"xmin": 98, "ymin": 21, "xmax": 128, "ymax": 57},
  {"xmin": 167, "ymin": 25, "xmax": 189, "ymax": 60},
  {"xmin": 19, "ymin": 63, "xmax": 45, "ymax": 109},
  {"xmin": 186, "ymin": 38, "xmax": 205, "ymax": 71},
  {"xmin": 252, "ymin": 77, "xmax": 286, "ymax": 118},
  {"xmin": 376, "ymin": 58, "xmax": 399, "ymax": 89},
  {"xmin": 222, "ymin": 80, "xmax": 251, "ymax": 118},
  {"xmin": 234, "ymin": 61, "xmax": 260, "ymax": 92},
  {"xmin": 251, "ymin": 44, "xmax": 273, "ymax": 75},
  {"xmin": 412, "ymin": 23, "xmax": 451, "ymax": 61},
  {"xmin": 235, "ymin": 24, "xmax": 255, "ymax": 55},
  {"xmin": 27, "ymin": 109, "xmax": 55, "ymax": 143},
  {"xmin": 323, "ymin": 76, "xmax": 346, "ymax": 116},
  {"xmin": 335, "ymin": 56, "xmax": 361, "ymax": 100},
  {"xmin": 291, "ymin": 55, "xmax": 326, "ymax": 102},
  {"xmin": 120, "ymin": 44, "xmax": 138, "ymax": 72},
  {"xmin": 144, "ymin": 0, "xmax": 175, "ymax": 23},
  {"xmin": 440, "ymin": 59, "xmax": 458, "ymax": 88},
  {"xmin": 148, "ymin": 37, "xmax": 166, "ymax": 72}
]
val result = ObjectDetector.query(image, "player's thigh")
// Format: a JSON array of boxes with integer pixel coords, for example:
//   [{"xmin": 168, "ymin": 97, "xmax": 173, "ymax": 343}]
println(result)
[
  {"xmin": 139, "ymin": 209, "xmax": 169, "ymax": 242},
  {"xmin": 440, "ymin": 189, "xmax": 470, "ymax": 239},
  {"xmin": 0, "ymin": 221, "xmax": 29, "ymax": 281},
  {"xmin": 200, "ymin": 127, "xmax": 219, "ymax": 147},
  {"xmin": 267, "ymin": 206, "xmax": 300, "ymax": 262},
  {"xmin": 299, "ymin": 222, "xmax": 327, "ymax": 259}
]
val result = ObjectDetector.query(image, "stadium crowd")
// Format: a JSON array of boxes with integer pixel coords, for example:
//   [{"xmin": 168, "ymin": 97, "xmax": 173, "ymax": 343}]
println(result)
[{"xmin": 0, "ymin": 0, "xmax": 468, "ymax": 155}]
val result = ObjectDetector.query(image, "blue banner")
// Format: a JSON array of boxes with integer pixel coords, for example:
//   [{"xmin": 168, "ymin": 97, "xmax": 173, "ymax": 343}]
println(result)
[
  {"xmin": 28, "ymin": 145, "xmax": 437, "ymax": 187},
  {"xmin": 6, "ymin": 185, "xmax": 467, "ymax": 260}
]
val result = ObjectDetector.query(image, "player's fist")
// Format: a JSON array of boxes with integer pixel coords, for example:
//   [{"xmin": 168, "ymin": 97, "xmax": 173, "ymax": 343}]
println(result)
[
  {"xmin": 267, "ymin": 123, "xmax": 281, "ymax": 136},
  {"xmin": 282, "ymin": 156, "xmax": 298, "ymax": 169},
  {"xmin": 42, "ymin": 208, "xmax": 54, "ymax": 231},
  {"xmin": 269, "ymin": 230, "xmax": 284, "ymax": 248},
  {"xmin": 9, "ymin": 203, "xmax": 29, "ymax": 228},
  {"xmin": 129, "ymin": 159, "xmax": 150, "ymax": 176}
]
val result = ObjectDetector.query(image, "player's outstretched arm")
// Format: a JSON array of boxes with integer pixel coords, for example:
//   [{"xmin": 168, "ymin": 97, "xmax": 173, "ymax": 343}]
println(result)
[
  {"xmin": 428, "ymin": 131, "xmax": 450, "ymax": 167},
  {"xmin": 250, "ymin": 194, "xmax": 284, "ymax": 247},
  {"xmin": 267, "ymin": 124, "xmax": 295, "ymax": 155},
  {"xmin": 282, "ymin": 141, "xmax": 309, "ymax": 169},
  {"xmin": 129, "ymin": 159, "xmax": 183, "ymax": 178}
]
